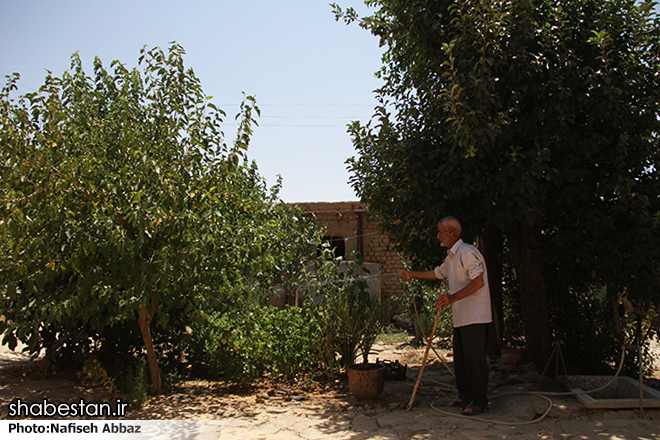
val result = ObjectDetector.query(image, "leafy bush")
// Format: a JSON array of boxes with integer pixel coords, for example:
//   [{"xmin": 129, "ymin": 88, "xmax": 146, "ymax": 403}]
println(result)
[
  {"xmin": 261, "ymin": 306, "xmax": 321, "ymax": 379},
  {"xmin": 188, "ymin": 305, "xmax": 322, "ymax": 383},
  {"xmin": 114, "ymin": 356, "xmax": 150, "ymax": 409},
  {"xmin": 549, "ymin": 283, "xmax": 659, "ymax": 377},
  {"xmin": 188, "ymin": 310, "xmax": 264, "ymax": 383},
  {"xmin": 401, "ymin": 278, "xmax": 452, "ymax": 346},
  {"xmin": 297, "ymin": 248, "xmax": 399, "ymax": 382},
  {"xmin": 0, "ymin": 43, "xmax": 320, "ymax": 390}
]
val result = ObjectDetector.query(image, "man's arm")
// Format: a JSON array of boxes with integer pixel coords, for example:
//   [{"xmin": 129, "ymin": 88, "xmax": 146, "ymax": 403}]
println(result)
[
  {"xmin": 437, "ymin": 274, "xmax": 485, "ymax": 309},
  {"xmin": 400, "ymin": 269, "xmax": 438, "ymax": 282}
]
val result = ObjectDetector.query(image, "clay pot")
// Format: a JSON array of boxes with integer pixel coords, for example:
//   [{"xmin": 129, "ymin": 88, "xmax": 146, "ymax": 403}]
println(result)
[{"xmin": 346, "ymin": 363, "xmax": 386, "ymax": 400}]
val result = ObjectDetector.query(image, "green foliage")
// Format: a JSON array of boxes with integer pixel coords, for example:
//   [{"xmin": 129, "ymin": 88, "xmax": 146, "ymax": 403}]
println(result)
[
  {"xmin": 261, "ymin": 305, "xmax": 322, "ymax": 379},
  {"xmin": 188, "ymin": 309, "xmax": 267, "ymax": 383},
  {"xmin": 188, "ymin": 305, "xmax": 322, "ymax": 384},
  {"xmin": 0, "ymin": 43, "xmax": 320, "ymax": 386},
  {"xmin": 376, "ymin": 324, "xmax": 410, "ymax": 345},
  {"xmin": 401, "ymin": 278, "xmax": 452, "ymax": 345},
  {"xmin": 547, "ymin": 285, "xmax": 618, "ymax": 375},
  {"xmin": 114, "ymin": 356, "xmax": 150, "ymax": 408},
  {"xmin": 338, "ymin": 0, "xmax": 660, "ymax": 369},
  {"xmin": 343, "ymin": 0, "xmax": 660, "ymax": 287},
  {"xmin": 299, "ymin": 248, "xmax": 393, "ymax": 381},
  {"xmin": 501, "ymin": 262, "xmax": 525, "ymax": 348},
  {"xmin": 547, "ymin": 282, "xmax": 659, "ymax": 377},
  {"xmin": 77, "ymin": 356, "xmax": 119, "ymax": 394}
]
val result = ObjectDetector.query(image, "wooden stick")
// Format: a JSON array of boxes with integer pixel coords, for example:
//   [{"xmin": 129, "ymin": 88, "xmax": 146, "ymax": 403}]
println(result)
[{"xmin": 407, "ymin": 304, "xmax": 444, "ymax": 410}]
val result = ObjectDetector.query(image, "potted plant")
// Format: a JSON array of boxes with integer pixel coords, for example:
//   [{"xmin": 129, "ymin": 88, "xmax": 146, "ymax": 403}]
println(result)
[
  {"xmin": 344, "ymin": 295, "xmax": 387, "ymax": 400},
  {"xmin": 304, "ymin": 248, "xmax": 392, "ymax": 399},
  {"xmin": 333, "ymin": 262, "xmax": 388, "ymax": 400}
]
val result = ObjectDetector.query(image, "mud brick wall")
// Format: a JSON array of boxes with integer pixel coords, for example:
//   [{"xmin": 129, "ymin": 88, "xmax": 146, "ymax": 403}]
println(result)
[{"xmin": 293, "ymin": 201, "xmax": 404, "ymax": 299}]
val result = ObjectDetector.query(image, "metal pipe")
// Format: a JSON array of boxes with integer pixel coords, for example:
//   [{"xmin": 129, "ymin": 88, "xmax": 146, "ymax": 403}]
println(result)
[
  {"xmin": 628, "ymin": 344, "xmax": 645, "ymax": 415},
  {"xmin": 356, "ymin": 211, "xmax": 364, "ymax": 255},
  {"xmin": 638, "ymin": 345, "xmax": 644, "ymax": 415}
]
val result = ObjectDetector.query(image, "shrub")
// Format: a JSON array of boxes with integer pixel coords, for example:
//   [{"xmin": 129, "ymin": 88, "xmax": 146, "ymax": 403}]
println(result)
[
  {"xmin": 401, "ymin": 278, "xmax": 452, "ymax": 346},
  {"xmin": 188, "ymin": 305, "xmax": 322, "ymax": 383}
]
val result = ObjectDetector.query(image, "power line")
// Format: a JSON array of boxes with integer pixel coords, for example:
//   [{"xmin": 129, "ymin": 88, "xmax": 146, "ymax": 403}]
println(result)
[
  {"xmin": 261, "ymin": 116, "xmax": 369, "ymax": 119},
  {"xmin": 221, "ymin": 123, "xmax": 357, "ymax": 128},
  {"xmin": 218, "ymin": 104, "xmax": 375, "ymax": 108}
]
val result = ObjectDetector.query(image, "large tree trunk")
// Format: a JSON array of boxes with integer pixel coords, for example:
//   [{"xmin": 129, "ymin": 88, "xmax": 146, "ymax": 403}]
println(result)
[
  {"xmin": 479, "ymin": 225, "xmax": 504, "ymax": 356},
  {"xmin": 137, "ymin": 288, "xmax": 162, "ymax": 394},
  {"xmin": 504, "ymin": 217, "xmax": 551, "ymax": 371}
]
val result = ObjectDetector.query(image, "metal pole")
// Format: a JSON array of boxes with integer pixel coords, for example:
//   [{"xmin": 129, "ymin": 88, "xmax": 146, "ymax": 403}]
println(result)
[
  {"xmin": 629, "ymin": 344, "xmax": 646, "ymax": 416},
  {"xmin": 638, "ymin": 345, "xmax": 644, "ymax": 415}
]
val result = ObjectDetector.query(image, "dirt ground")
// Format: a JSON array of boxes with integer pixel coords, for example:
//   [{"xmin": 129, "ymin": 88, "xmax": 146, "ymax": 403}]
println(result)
[{"xmin": 1, "ymin": 338, "xmax": 659, "ymax": 439}]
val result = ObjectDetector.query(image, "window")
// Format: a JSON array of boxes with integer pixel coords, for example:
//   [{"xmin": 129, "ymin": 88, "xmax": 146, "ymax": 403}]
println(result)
[{"xmin": 319, "ymin": 236, "xmax": 346, "ymax": 259}]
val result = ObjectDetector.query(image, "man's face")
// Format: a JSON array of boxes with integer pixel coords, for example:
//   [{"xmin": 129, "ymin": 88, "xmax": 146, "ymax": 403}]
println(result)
[{"xmin": 437, "ymin": 223, "xmax": 453, "ymax": 248}]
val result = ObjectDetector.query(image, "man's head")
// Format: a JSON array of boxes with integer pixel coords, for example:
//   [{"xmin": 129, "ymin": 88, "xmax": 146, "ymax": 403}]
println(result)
[{"xmin": 437, "ymin": 216, "xmax": 462, "ymax": 248}]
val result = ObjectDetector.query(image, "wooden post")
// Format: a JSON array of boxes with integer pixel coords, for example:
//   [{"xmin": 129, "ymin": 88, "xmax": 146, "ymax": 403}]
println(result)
[{"xmin": 407, "ymin": 304, "xmax": 444, "ymax": 410}]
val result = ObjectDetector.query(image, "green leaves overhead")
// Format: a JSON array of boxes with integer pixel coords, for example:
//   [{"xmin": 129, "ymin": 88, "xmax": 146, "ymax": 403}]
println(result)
[
  {"xmin": 343, "ymin": 0, "xmax": 660, "ymax": 290},
  {"xmin": 341, "ymin": 0, "xmax": 659, "ymax": 368}
]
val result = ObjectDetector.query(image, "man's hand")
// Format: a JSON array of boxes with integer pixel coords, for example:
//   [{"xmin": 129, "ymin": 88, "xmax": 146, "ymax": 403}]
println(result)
[
  {"xmin": 437, "ymin": 294, "xmax": 452, "ymax": 310},
  {"xmin": 438, "ymin": 274, "xmax": 484, "ymax": 309},
  {"xmin": 400, "ymin": 270, "xmax": 413, "ymax": 282}
]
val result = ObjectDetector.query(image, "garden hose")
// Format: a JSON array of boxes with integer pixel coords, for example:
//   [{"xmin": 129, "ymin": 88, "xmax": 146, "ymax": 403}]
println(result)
[
  {"xmin": 404, "ymin": 277, "xmax": 636, "ymax": 425},
  {"xmin": 412, "ymin": 346, "xmax": 629, "ymax": 426},
  {"xmin": 431, "ymin": 391, "xmax": 555, "ymax": 426}
]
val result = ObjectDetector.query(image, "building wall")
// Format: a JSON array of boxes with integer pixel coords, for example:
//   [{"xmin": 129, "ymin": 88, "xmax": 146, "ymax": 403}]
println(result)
[{"xmin": 293, "ymin": 201, "xmax": 404, "ymax": 299}]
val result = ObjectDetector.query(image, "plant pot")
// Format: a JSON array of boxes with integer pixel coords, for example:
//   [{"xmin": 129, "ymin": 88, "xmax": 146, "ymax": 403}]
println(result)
[{"xmin": 346, "ymin": 363, "xmax": 386, "ymax": 400}]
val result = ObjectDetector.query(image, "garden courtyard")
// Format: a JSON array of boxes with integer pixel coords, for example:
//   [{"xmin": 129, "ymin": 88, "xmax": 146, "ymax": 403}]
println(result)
[{"xmin": 2, "ymin": 336, "xmax": 659, "ymax": 439}]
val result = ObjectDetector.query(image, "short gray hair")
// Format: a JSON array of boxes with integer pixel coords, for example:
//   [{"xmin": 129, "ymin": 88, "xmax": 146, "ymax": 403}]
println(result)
[{"xmin": 438, "ymin": 216, "xmax": 462, "ymax": 236}]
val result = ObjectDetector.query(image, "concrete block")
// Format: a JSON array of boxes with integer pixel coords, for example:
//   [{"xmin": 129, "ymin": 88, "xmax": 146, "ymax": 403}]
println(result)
[{"xmin": 568, "ymin": 375, "xmax": 660, "ymax": 409}]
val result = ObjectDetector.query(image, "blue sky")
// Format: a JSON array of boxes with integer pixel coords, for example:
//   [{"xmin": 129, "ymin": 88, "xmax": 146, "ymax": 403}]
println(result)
[{"xmin": 0, "ymin": 0, "xmax": 384, "ymax": 202}]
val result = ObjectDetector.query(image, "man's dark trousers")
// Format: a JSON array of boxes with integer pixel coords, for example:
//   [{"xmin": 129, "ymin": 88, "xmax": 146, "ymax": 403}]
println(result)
[{"xmin": 453, "ymin": 323, "xmax": 490, "ymax": 408}]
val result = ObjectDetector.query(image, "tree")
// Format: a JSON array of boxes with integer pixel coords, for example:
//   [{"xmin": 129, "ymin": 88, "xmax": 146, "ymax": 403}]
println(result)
[
  {"xmin": 337, "ymin": 0, "xmax": 660, "ymax": 369},
  {"xmin": 0, "ymin": 44, "xmax": 319, "ymax": 392}
]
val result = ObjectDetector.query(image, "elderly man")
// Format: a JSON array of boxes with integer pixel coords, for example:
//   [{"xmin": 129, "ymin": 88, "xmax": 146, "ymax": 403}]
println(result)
[{"xmin": 400, "ymin": 216, "xmax": 492, "ymax": 416}]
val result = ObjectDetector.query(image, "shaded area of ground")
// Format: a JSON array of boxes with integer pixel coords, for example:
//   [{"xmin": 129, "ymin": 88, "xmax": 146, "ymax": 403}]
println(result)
[{"xmin": 1, "ymin": 339, "xmax": 659, "ymax": 439}]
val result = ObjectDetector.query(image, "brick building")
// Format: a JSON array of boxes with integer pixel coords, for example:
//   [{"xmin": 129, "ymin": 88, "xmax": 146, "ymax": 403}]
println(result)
[{"xmin": 293, "ymin": 201, "xmax": 404, "ymax": 299}]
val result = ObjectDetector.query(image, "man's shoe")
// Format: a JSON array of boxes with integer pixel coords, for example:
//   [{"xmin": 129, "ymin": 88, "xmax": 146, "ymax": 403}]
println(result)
[
  {"xmin": 450, "ymin": 399, "xmax": 469, "ymax": 408},
  {"xmin": 461, "ymin": 402, "xmax": 485, "ymax": 416}
]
